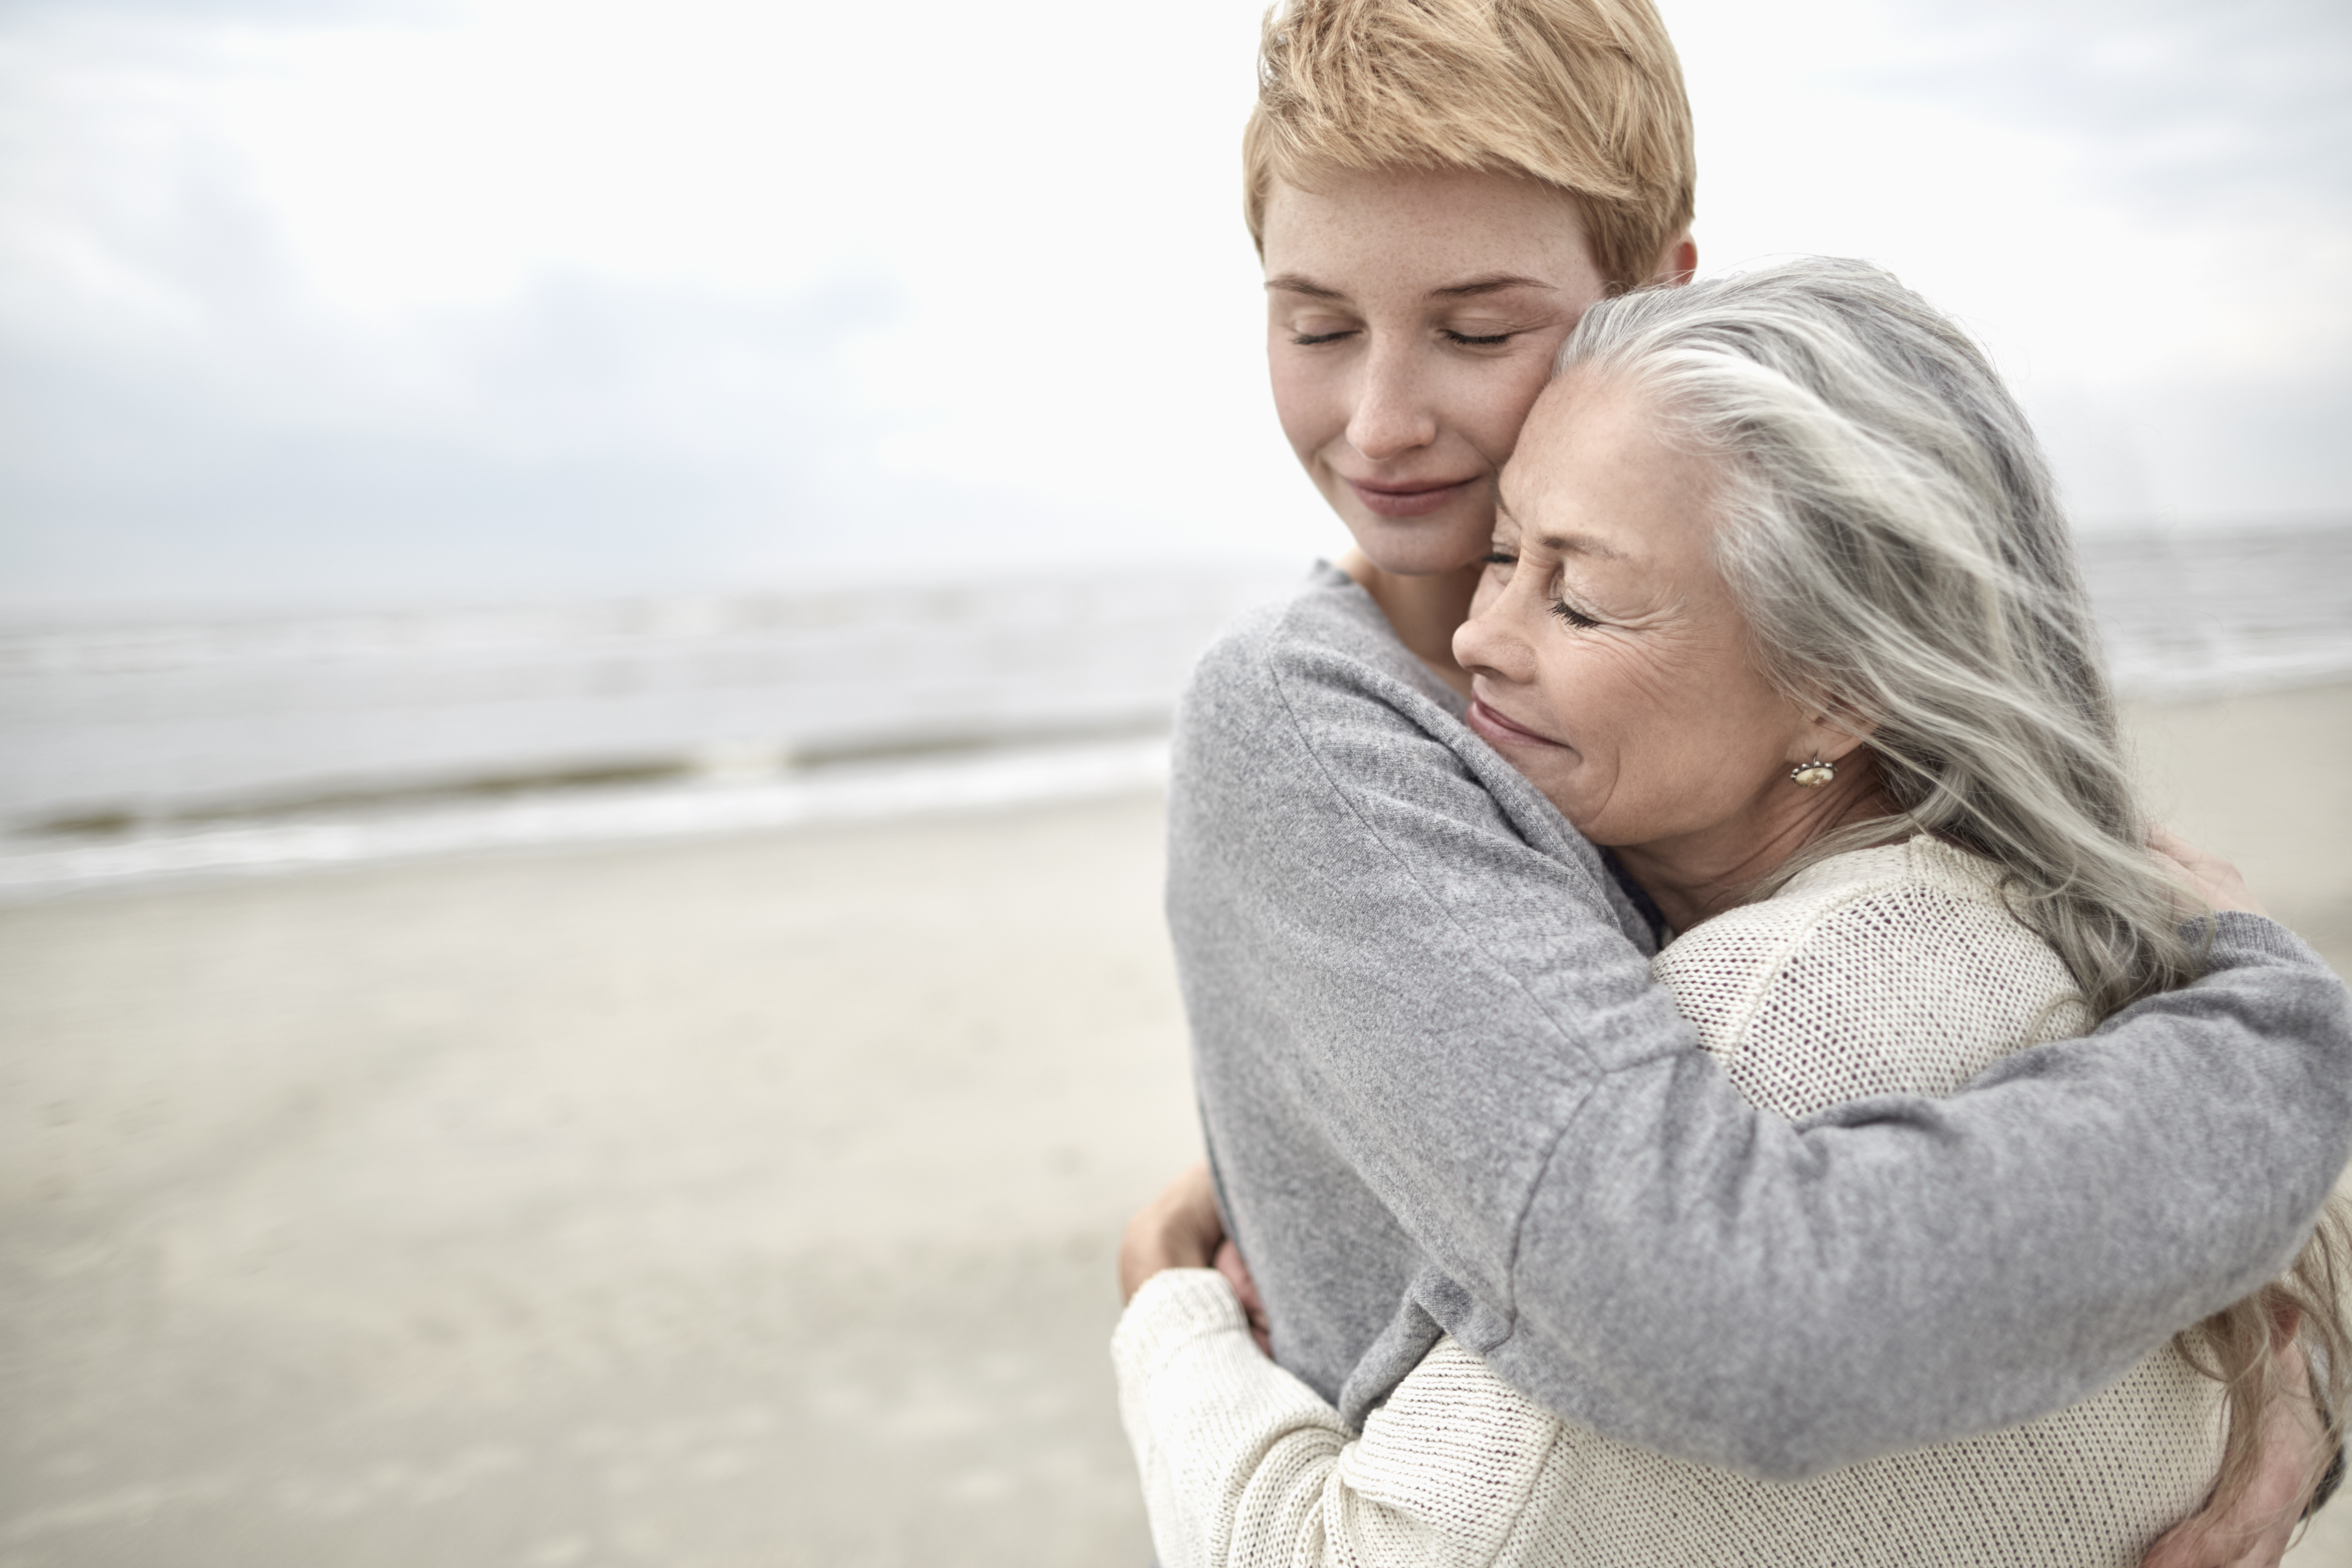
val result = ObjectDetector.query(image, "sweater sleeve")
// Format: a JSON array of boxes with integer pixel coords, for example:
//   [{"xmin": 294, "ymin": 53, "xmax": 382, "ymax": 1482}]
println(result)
[
  {"xmin": 1113, "ymin": 1270, "xmax": 1563, "ymax": 1568},
  {"xmin": 1172, "ymin": 602, "xmax": 2352, "ymax": 1480}
]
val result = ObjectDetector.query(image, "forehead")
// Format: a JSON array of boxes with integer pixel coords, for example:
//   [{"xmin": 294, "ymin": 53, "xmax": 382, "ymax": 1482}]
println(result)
[
  {"xmin": 1501, "ymin": 376, "xmax": 1724, "ymax": 558},
  {"xmin": 1260, "ymin": 166, "xmax": 1603, "ymax": 299}
]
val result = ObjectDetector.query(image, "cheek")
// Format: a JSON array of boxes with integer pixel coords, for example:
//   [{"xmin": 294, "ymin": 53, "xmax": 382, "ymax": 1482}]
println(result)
[
  {"xmin": 1528, "ymin": 642, "xmax": 1735, "ymax": 808},
  {"xmin": 1456, "ymin": 348, "xmax": 1566, "ymax": 463},
  {"xmin": 1631, "ymin": 664, "xmax": 1777, "ymax": 780},
  {"xmin": 1586, "ymin": 662, "xmax": 1800, "ymax": 833},
  {"xmin": 1267, "ymin": 348, "xmax": 1340, "ymax": 460},
  {"xmin": 1541, "ymin": 666, "xmax": 1646, "ymax": 782}
]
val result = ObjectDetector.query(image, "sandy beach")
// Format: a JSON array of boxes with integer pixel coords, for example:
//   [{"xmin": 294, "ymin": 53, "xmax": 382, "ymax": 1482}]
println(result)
[{"xmin": 3, "ymin": 681, "xmax": 2348, "ymax": 1566}]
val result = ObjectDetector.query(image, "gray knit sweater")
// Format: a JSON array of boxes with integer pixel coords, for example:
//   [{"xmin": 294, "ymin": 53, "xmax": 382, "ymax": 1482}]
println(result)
[{"xmin": 1167, "ymin": 564, "xmax": 2352, "ymax": 1482}]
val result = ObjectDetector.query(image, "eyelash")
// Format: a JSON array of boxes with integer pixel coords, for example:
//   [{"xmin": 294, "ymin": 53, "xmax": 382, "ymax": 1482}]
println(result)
[
  {"xmin": 1483, "ymin": 550, "xmax": 1602, "ymax": 629},
  {"xmin": 1285, "ymin": 328, "xmax": 1517, "ymax": 347},
  {"xmin": 1550, "ymin": 598, "xmax": 1602, "ymax": 630}
]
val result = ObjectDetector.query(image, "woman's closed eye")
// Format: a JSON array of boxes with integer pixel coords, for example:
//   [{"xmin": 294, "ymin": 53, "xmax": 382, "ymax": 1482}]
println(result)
[
  {"xmin": 1485, "ymin": 550, "xmax": 1606, "ymax": 629},
  {"xmin": 1548, "ymin": 595, "xmax": 1603, "ymax": 630},
  {"xmin": 1442, "ymin": 307, "xmax": 1560, "ymax": 349}
]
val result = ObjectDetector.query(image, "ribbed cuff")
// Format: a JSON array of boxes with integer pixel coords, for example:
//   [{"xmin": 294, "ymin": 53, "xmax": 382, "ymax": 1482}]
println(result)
[
  {"xmin": 2193, "ymin": 910, "xmax": 2328, "ymax": 970},
  {"xmin": 1112, "ymin": 1268, "xmax": 1246, "ymax": 1380}
]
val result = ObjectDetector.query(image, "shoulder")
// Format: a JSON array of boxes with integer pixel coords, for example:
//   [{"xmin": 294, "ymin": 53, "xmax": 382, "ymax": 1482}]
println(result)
[
  {"xmin": 1654, "ymin": 837, "xmax": 2090, "ymax": 1116},
  {"xmin": 1169, "ymin": 563, "xmax": 1648, "ymax": 952},
  {"xmin": 1173, "ymin": 562, "xmax": 1473, "ymax": 834},
  {"xmin": 1183, "ymin": 562, "xmax": 1464, "ymax": 743},
  {"xmin": 1653, "ymin": 837, "xmax": 2062, "ymax": 1016},
  {"xmin": 1173, "ymin": 563, "xmax": 1571, "ymax": 860}
]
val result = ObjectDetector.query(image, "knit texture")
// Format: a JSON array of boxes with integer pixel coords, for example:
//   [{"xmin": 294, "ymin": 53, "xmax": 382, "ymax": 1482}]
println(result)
[
  {"xmin": 1170, "ymin": 563, "xmax": 2352, "ymax": 1477},
  {"xmin": 1121, "ymin": 837, "xmax": 2228, "ymax": 1566}
]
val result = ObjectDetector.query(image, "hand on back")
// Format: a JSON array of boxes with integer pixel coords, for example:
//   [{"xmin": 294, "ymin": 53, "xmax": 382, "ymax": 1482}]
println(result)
[{"xmin": 2149, "ymin": 828, "xmax": 2269, "ymax": 920}]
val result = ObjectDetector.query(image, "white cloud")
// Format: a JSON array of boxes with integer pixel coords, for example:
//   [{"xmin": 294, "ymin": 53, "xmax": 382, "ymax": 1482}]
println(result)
[
  {"xmin": 1, "ymin": 0, "xmax": 2344, "ymax": 615},
  {"xmin": 1665, "ymin": 0, "xmax": 2352, "ymax": 522}
]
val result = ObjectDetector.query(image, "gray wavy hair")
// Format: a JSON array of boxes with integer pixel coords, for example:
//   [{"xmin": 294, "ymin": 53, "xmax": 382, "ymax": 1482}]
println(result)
[
  {"xmin": 1561, "ymin": 256, "xmax": 2179, "ymax": 1016},
  {"xmin": 1555, "ymin": 255, "xmax": 2347, "ymax": 1513}
]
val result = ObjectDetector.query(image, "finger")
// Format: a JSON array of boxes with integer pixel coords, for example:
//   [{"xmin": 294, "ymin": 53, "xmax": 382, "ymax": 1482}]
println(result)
[
  {"xmin": 2139, "ymin": 1506, "xmax": 2290, "ymax": 1568},
  {"xmin": 1234, "ymin": 1264, "xmax": 1265, "ymax": 1314},
  {"xmin": 2138, "ymin": 1519, "xmax": 2213, "ymax": 1568},
  {"xmin": 1212, "ymin": 1240, "xmax": 1256, "ymax": 1306},
  {"xmin": 1213, "ymin": 1238, "xmax": 1264, "ymax": 1305},
  {"xmin": 2142, "ymin": 828, "xmax": 2223, "ymax": 891},
  {"xmin": 1161, "ymin": 1166, "xmax": 1227, "ymax": 1257},
  {"xmin": 2218, "ymin": 1519, "xmax": 2292, "ymax": 1568},
  {"xmin": 1162, "ymin": 1158, "xmax": 1217, "ymax": 1216}
]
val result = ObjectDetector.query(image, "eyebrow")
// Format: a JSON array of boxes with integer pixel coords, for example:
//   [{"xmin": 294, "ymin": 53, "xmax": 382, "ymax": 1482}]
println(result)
[
  {"xmin": 1539, "ymin": 532, "xmax": 1628, "ymax": 560},
  {"xmin": 1263, "ymin": 272, "xmax": 1557, "ymax": 303},
  {"xmin": 1264, "ymin": 274, "xmax": 1347, "ymax": 301},
  {"xmin": 1497, "ymin": 503, "xmax": 1628, "ymax": 563},
  {"xmin": 1431, "ymin": 273, "xmax": 1555, "ymax": 300}
]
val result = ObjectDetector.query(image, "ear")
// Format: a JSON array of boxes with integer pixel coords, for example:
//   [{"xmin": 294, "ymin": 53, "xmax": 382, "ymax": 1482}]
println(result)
[
  {"xmin": 1791, "ymin": 704, "xmax": 1875, "ymax": 766},
  {"xmin": 1652, "ymin": 232, "xmax": 1697, "ymax": 287}
]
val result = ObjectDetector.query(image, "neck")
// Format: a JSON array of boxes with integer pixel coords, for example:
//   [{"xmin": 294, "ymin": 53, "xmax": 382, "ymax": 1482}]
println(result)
[
  {"xmin": 1613, "ymin": 762, "xmax": 1901, "ymax": 934},
  {"xmin": 1338, "ymin": 549, "xmax": 1483, "ymax": 699}
]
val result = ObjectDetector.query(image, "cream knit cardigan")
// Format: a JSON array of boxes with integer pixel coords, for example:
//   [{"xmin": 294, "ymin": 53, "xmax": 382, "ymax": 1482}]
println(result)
[{"xmin": 1114, "ymin": 836, "xmax": 2227, "ymax": 1568}]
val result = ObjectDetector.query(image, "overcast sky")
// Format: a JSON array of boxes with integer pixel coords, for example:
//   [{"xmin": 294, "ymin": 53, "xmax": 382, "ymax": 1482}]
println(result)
[{"xmin": 2, "ymin": 0, "xmax": 2345, "ymax": 616}]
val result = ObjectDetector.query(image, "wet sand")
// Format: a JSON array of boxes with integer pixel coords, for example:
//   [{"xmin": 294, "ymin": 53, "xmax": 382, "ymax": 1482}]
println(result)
[{"xmin": 2, "ymin": 681, "xmax": 2348, "ymax": 1566}]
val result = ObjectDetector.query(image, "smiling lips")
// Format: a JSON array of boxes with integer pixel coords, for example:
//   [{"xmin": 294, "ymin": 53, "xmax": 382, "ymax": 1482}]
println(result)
[
  {"xmin": 1467, "ymin": 697, "xmax": 1567, "ymax": 750},
  {"xmin": 1345, "ymin": 475, "xmax": 1477, "ymax": 517}
]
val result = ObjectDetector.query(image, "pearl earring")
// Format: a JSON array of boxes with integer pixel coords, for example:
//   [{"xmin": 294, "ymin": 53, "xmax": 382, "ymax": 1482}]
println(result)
[{"xmin": 1790, "ymin": 758, "xmax": 1836, "ymax": 788}]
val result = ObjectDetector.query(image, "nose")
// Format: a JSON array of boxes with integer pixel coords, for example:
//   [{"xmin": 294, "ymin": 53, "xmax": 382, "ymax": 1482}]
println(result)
[
  {"xmin": 1345, "ymin": 342, "xmax": 1439, "ymax": 461},
  {"xmin": 1453, "ymin": 587, "xmax": 1538, "ymax": 686}
]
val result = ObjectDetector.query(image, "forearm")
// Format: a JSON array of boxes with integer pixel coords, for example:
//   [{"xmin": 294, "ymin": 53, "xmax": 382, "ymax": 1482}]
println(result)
[
  {"xmin": 1114, "ymin": 1271, "xmax": 1546, "ymax": 1568},
  {"xmin": 1492, "ymin": 912, "xmax": 2352, "ymax": 1480},
  {"xmin": 1113, "ymin": 1271, "xmax": 1353, "ymax": 1568},
  {"xmin": 1216, "ymin": 881, "xmax": 2348, "ymax": 1473}
]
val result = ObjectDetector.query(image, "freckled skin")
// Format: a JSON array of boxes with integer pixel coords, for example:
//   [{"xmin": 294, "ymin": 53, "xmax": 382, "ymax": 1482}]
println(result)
[
  {"xmin": 1258, "ymin": 168, "xmax": 1693, "ymax": 686},
  {"xmin": 1453, "ymin": 373, "xmax": 1890, "ymax": 931},
  {"xmin": 1261, "ymin": 167, "xmax": 1608, "ymax": 579}
]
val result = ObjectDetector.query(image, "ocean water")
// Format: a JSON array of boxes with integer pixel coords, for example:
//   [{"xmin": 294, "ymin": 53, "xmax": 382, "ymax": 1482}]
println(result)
[
  {"xmin": 2077, "ymin": 525, "xmax": 2352, "ymax": 700},
  {"xmin": 0, "ymin": 564, "xmax": 1305, "ymax": 830},
  {"xmin": 3, "ymin": 524, "xmax": 2346, "ymax": 898}
]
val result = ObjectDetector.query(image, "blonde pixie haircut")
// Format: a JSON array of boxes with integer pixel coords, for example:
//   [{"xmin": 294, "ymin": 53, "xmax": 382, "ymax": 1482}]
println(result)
[{"xmin": 1243, "ymin": 0, "xmax": 1697, "ymax": 292}]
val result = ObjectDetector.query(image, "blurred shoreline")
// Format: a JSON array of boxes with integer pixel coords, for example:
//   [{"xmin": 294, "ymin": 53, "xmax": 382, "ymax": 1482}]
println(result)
[{"xmin": 2, "ymin": 524, "xmax": 2348, "ymax": 903}]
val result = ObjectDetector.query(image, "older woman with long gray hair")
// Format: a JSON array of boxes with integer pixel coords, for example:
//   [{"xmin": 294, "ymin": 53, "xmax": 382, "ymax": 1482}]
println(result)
[{"xmin": 1112, "ymin": 258, "xmax": 2352, "ymax": 1566}]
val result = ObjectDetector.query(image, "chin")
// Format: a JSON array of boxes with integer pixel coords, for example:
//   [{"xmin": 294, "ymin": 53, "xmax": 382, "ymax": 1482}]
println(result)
[{"xmin": 1349, "ymin": 511, "xmax": 1491, "ymax": 577}]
